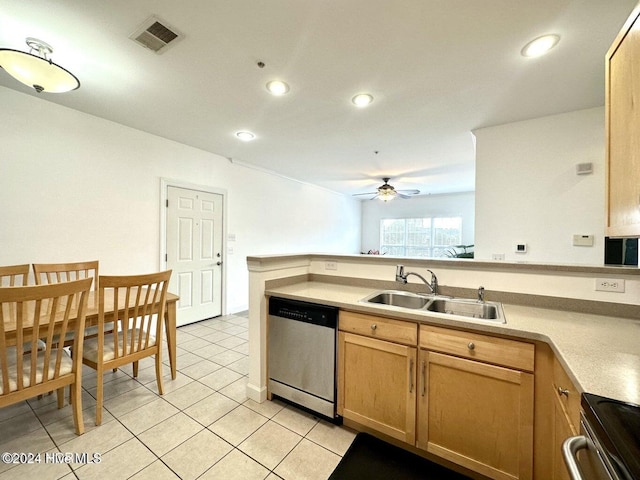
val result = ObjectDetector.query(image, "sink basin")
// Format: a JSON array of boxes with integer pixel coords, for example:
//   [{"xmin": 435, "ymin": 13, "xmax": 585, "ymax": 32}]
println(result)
[
  {"xmin": 360, "ymin": 290, "xmax": 506, "ymax": 323},
  {"xmin": 426, "ymin": 298, "xmax": 501, "ymax": 320},
  {"xmin": 362, "ymin": 290, "xmax": 431, "ymax": 309}
]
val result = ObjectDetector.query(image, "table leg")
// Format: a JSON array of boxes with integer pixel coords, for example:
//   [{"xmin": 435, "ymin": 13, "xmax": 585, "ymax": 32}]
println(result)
[{"xmin": 165, "ymin": 301, "xmax": 177, "ymax": 379}]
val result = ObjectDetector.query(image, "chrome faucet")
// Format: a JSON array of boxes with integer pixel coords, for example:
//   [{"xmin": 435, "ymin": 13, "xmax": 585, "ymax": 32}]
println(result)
[
  {"xmin": 395, "ymin": 265, "xmax": 438, "ymax": 295},
  {"xmin": 477, "ymin": 286, "xmax": 485, "ymax": 302}
]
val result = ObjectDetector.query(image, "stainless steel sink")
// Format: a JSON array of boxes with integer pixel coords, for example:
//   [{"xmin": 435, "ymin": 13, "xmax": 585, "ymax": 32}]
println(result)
[
  {"xmin": 359, "ymin": 290, "xmax": 506, "ymax": 323},
  {"xmin": 362, "ymin": 290, "xmax": 431, "ymax": 309},
  {"xmin": 426, "ymin": 298, "xmax": 501, "ymax": 320}
]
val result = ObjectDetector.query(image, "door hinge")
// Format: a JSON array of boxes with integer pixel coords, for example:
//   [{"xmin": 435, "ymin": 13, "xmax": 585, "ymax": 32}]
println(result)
[
  {"xmin": 165, "ymin": 254, "xmax": 168, "ymax": 262},
  {"xmin": 166, "ymin": 199, "xmax": 169, "ymax": 207}
]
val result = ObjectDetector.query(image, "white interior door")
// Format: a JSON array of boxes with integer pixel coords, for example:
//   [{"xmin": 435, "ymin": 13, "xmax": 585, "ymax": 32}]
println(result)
[{"xmin": 166, "ymin": 186, "xmax": 223, "ymax": 326}]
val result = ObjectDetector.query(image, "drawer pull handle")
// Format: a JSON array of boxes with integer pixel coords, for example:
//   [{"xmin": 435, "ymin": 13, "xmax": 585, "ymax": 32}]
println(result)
[
  {"xmin": 421, "ymin": 360, "xmax": 426, "ymax": 397},
  {"xmin": 467, "ymin": 342, "xmax": 475, "ymax": 350},
  {"xmin": 371, "ymin": 324, "xmax": 377, "ymax": 331},
  {"xmin": 558, "ymin": 386, "xmax": 569, "ymax": 397},
  {"xmin": 409, "ymin": 359, "xmax": 414, "ymax": 393}
]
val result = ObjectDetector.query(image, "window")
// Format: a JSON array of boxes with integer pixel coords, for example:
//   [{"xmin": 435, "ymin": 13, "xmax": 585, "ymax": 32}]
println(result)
[{"xmin": 380, "ymin": 217, "xmax": 462, "ymax": 257}]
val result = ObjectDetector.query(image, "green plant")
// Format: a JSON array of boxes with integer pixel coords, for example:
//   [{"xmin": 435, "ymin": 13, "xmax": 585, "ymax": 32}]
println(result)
[{"xmin": 445, "ymin": 244, "xmax": 474, "ymax": 258}]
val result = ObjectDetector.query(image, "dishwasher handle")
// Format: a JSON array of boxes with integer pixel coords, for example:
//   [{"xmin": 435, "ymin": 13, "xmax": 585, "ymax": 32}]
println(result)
[{"xmin": 562, "ymin": 435, "xmax": 588, "ymax": 480}]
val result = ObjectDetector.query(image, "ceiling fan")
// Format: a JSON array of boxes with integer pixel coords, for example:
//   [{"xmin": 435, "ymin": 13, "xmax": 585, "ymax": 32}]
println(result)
[{"xmin": 352, "ymin": 178, "xmax": 420, "ymax": 202}]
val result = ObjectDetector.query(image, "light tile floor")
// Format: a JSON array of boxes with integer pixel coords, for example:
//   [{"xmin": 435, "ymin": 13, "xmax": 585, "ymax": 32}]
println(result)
[{"xmin": 0, "ymin": 312, "xmax": 356, "ymax": 480}]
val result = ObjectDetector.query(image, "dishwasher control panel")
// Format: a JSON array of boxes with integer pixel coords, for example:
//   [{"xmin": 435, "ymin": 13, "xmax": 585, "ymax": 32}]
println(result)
[{"xmin": 269, "ymin": 297, "xmax": 337, "ymax": 328}]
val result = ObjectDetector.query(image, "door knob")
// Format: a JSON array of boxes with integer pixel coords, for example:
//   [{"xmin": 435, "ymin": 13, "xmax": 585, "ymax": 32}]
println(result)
[{"xmin": 216, "ymin": 261, "xmax": 222, "ymax": 266}]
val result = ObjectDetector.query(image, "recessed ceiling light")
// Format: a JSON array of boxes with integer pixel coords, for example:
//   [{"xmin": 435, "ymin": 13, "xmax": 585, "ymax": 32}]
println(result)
[
  {"xmin": 352, "ymin": 93, "xmax": 374, "ymax": 107},
  {"xmin": 521, "ymin": 34, "xmax": 560, "ymax": 57},
  {"xmin": 266, "ymin": 80, "xmax": 290, "ymax": 95},
  {"xmin": 235, "ymin": 131, "xmax": 255, "ymax": 141}
]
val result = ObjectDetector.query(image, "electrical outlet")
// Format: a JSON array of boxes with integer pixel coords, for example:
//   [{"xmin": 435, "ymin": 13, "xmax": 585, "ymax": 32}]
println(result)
[
  {"xmin": 492, "ymin": 253, "xmax": 505, "ymax": 261},
  {"xmin": 325, "ymin": 261, "xmax": 338, "ymax": 271},
  {"xmin": 595, "ymin": 278, "xmax": 625, "ymax": 293}
]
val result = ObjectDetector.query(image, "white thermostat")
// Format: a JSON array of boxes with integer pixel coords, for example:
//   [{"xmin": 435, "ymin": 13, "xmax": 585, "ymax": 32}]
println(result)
[
  {"xmin": 573, "ymin": 234, "xmax": 594, "ymax": 247},
  {"xmin": 515, "ymin": 243, "xmax": 527, "ymax": 253}
]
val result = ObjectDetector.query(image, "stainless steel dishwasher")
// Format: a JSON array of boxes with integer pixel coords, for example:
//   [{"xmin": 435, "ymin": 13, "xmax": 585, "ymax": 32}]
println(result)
[{"xmin": 268, "ymin": 297, "xmax": 339, "ymax": 420}]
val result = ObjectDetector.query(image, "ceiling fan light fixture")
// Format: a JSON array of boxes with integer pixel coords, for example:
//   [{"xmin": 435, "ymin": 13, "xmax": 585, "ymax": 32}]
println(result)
[
  {"xmin": 0, "ymin": 37, "xmax": 80, "ymax": 93},
  {"xmin": 521, "ymin": 34, "xmax": 560, "ymax": 57},
  {"xmin": 352, "ymin": 93, "xmax": 374, "ymax": 107},
  {"xmin": 266, "ymin": 80, "xmax": 290, "ymax": 95},
  {"xmin": 235, "ymin": 130, "xmax": 256, "ymax": 141},
  {"xmin": 379, "ymin": 190, "xmax": 397, "ymax": 202}
]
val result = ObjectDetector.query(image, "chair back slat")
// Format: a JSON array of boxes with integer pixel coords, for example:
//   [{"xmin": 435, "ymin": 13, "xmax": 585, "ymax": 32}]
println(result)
[
  {"xmin": 33, "ymin": 262, "xmax": 99, "ymax": 310},
  {"xmin": 0, "ymin": 265, "xmax": 30, "ymax": 320},
  {"xmin": 0, "ymin": 264, "xmax": 29, "ymax": 287},
  {"xmin": 0, "ymin": 278, "xmax": 91, "ymax": 398},
  {"xmin": 33, "ymin": 262, "xmax": 99, "ymax": 288}
]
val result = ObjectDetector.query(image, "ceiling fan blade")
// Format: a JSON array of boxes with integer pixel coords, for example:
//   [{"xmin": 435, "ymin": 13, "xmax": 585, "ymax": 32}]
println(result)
[
  {"xmin": 352, "ymin": 191, "xmax": 378, "ymax": 196},
  {"xmin": 396, "ymin": 189, "xmax": 420, "ymax": 195},
  {"xmin": 397, "ymin": 192, "xmax": 411, "ymax": 199}
]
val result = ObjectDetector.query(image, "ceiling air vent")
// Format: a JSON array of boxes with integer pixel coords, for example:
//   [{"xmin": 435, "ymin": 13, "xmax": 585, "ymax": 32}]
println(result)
[{"xmin": 130, "ymin": 16, "xmax": 183, "ymax": 54}]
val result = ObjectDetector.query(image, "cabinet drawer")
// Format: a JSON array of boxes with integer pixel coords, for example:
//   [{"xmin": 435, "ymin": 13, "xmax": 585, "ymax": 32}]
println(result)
[
  {"xmin": 420, "ymin": 324, "xmax": 534, "ymax": 371},
  {"xmin": 552, "ymin": 357, "xmax": 581, "ymax": 431},
  {"xmin": 339, "ymin": 311, "xmax": 418, "ymax": 345}
]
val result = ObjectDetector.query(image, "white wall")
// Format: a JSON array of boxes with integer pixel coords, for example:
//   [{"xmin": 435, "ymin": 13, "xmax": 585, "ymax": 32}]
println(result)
[
  {"xmin": 0, "ymin": 87, "xmax": 361, "ymax": 314},
  {"xmin": 474, "ymin": 107, "xmax": 605, "ymax": 264},
  {"xmin": 360, "ymin": 192, "xmax": 475, "ymax": 254}
]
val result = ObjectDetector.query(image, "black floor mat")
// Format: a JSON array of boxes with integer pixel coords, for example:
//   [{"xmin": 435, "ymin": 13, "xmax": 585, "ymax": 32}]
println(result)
[{"xmin": 329, "ymin": 432, "xmax": 472, "ymax": 480}]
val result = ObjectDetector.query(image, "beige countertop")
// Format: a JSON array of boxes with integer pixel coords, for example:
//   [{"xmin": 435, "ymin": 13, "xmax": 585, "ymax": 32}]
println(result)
[{"xmin": 265, "ymin": 281, "xmax": 640, "ymax": 405}]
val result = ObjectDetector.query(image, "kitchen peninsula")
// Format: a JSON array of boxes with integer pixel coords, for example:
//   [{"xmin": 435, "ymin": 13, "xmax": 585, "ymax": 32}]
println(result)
[
  {"xmin": 247, "ymin": 254, "xmax": 640, "ymax": 479},
  {"xmin": 247, "ymin": 253, "xmax": 640, "ymax": 404}
]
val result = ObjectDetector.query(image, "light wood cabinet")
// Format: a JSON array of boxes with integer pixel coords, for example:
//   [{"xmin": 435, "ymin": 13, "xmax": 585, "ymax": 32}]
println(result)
[
  {"xmin": 550, "ymin": 358, "xmax": 580, "ymax": 480},
  {"xmin": 417, "ymin": 325, "xmax": 535, "ymax": 480},
  {"xmin": 552, "ymin": 394, "xmax": 575, "ymax": 480},
  {"xmin": 338, "ymin": 314, "xmax": 537, "ymax": 480},
  {"xmin": 338, "ymin": 311, "xmax": 418, "ymax": 444},
  {"xmin": 606, "ymin": 3, "xmax": 640, "ymax": 236}
]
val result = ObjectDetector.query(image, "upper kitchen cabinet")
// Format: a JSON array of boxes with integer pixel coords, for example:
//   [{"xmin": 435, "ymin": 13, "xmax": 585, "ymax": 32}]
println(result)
[{"xmin": 606, "ymin": 3, "xmax": 640, "ymax": 237}]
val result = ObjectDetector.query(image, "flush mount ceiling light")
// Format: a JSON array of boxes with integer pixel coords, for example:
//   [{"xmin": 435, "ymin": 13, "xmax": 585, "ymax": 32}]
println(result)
[
  {"xmin": 235, "ymin": 131, "xmax": 256, "ymax": 141},
  {"xmin": 0, "ymin": 37, "xmax": 80, "ymax": 93},
  {"xmin": 521, "ymin": 34, "xmax": 560, "ymax": 58},
  {"xmin": 352, "ymin": 93, "xmax": 374, "ymax": 107},
  {"xmin": 266, "ymin": 80, "xmax": 290, "ymax": 96}
]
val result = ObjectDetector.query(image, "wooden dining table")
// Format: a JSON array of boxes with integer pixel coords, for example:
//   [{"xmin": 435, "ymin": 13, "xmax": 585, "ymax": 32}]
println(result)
[{"xmin": 3, "ymin": 289, "xmax": 180, "ymax": 380}]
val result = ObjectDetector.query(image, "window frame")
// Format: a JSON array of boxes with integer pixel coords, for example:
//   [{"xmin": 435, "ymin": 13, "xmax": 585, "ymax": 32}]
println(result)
[{"xmin": 379, "ymin": 216, "xmax": 463, "ymax": 257}]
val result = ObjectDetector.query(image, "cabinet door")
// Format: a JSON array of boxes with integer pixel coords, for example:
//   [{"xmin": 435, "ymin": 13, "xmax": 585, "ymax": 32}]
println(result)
[
  {"xmin": 552, "ymin": 393, "xmax": 577, "ymax": 480},
  {"xmin": 338, "ymin": 331, "xmax": 417, "ymax": 444},
  {"xmin": 417, "ymin": 350, "xmax": 534, "ymax": 480},
  {"xmin": 606, "ymin": 6, "xmax": 640, "ymax": 236}
]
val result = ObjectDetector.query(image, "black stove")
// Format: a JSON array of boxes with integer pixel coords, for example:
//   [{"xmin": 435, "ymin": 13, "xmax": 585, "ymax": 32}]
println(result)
[{"xmin": 581, "ymin": 393, "xmax": 640, "ymax": 480}]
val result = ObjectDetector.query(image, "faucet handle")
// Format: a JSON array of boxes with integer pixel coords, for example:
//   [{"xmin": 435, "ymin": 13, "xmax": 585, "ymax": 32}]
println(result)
[
  {"xmin": 395, "ymin": 265, "xmax": 406, "ymax": 283},
  {"xmin": 478, "ymin": 286, "xmax": 485, "ymax": 302}
]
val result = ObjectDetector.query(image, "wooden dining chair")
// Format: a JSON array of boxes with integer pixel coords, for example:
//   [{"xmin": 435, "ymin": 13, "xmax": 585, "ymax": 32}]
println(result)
[
  {"xmin": 0, "ymin": 264, "xmax": 29, "ymax": 287},
  {"xmin": 32, "ymin": 261, "xmax": 99, "ymax": 348},
  {"xmin": 1, "ymin": 265, "xmax": 48, "ymax": 361},
  {"xmin": 82, "ymin": 270, "xmax": 171, "ymax": 425},
  {"xmin": 32, "ymin": 261, "xmax": 98, "ymax": 296},
  {"xmin": 0, "ymin": 277, "xmax": 92, "ymax": 435}
]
